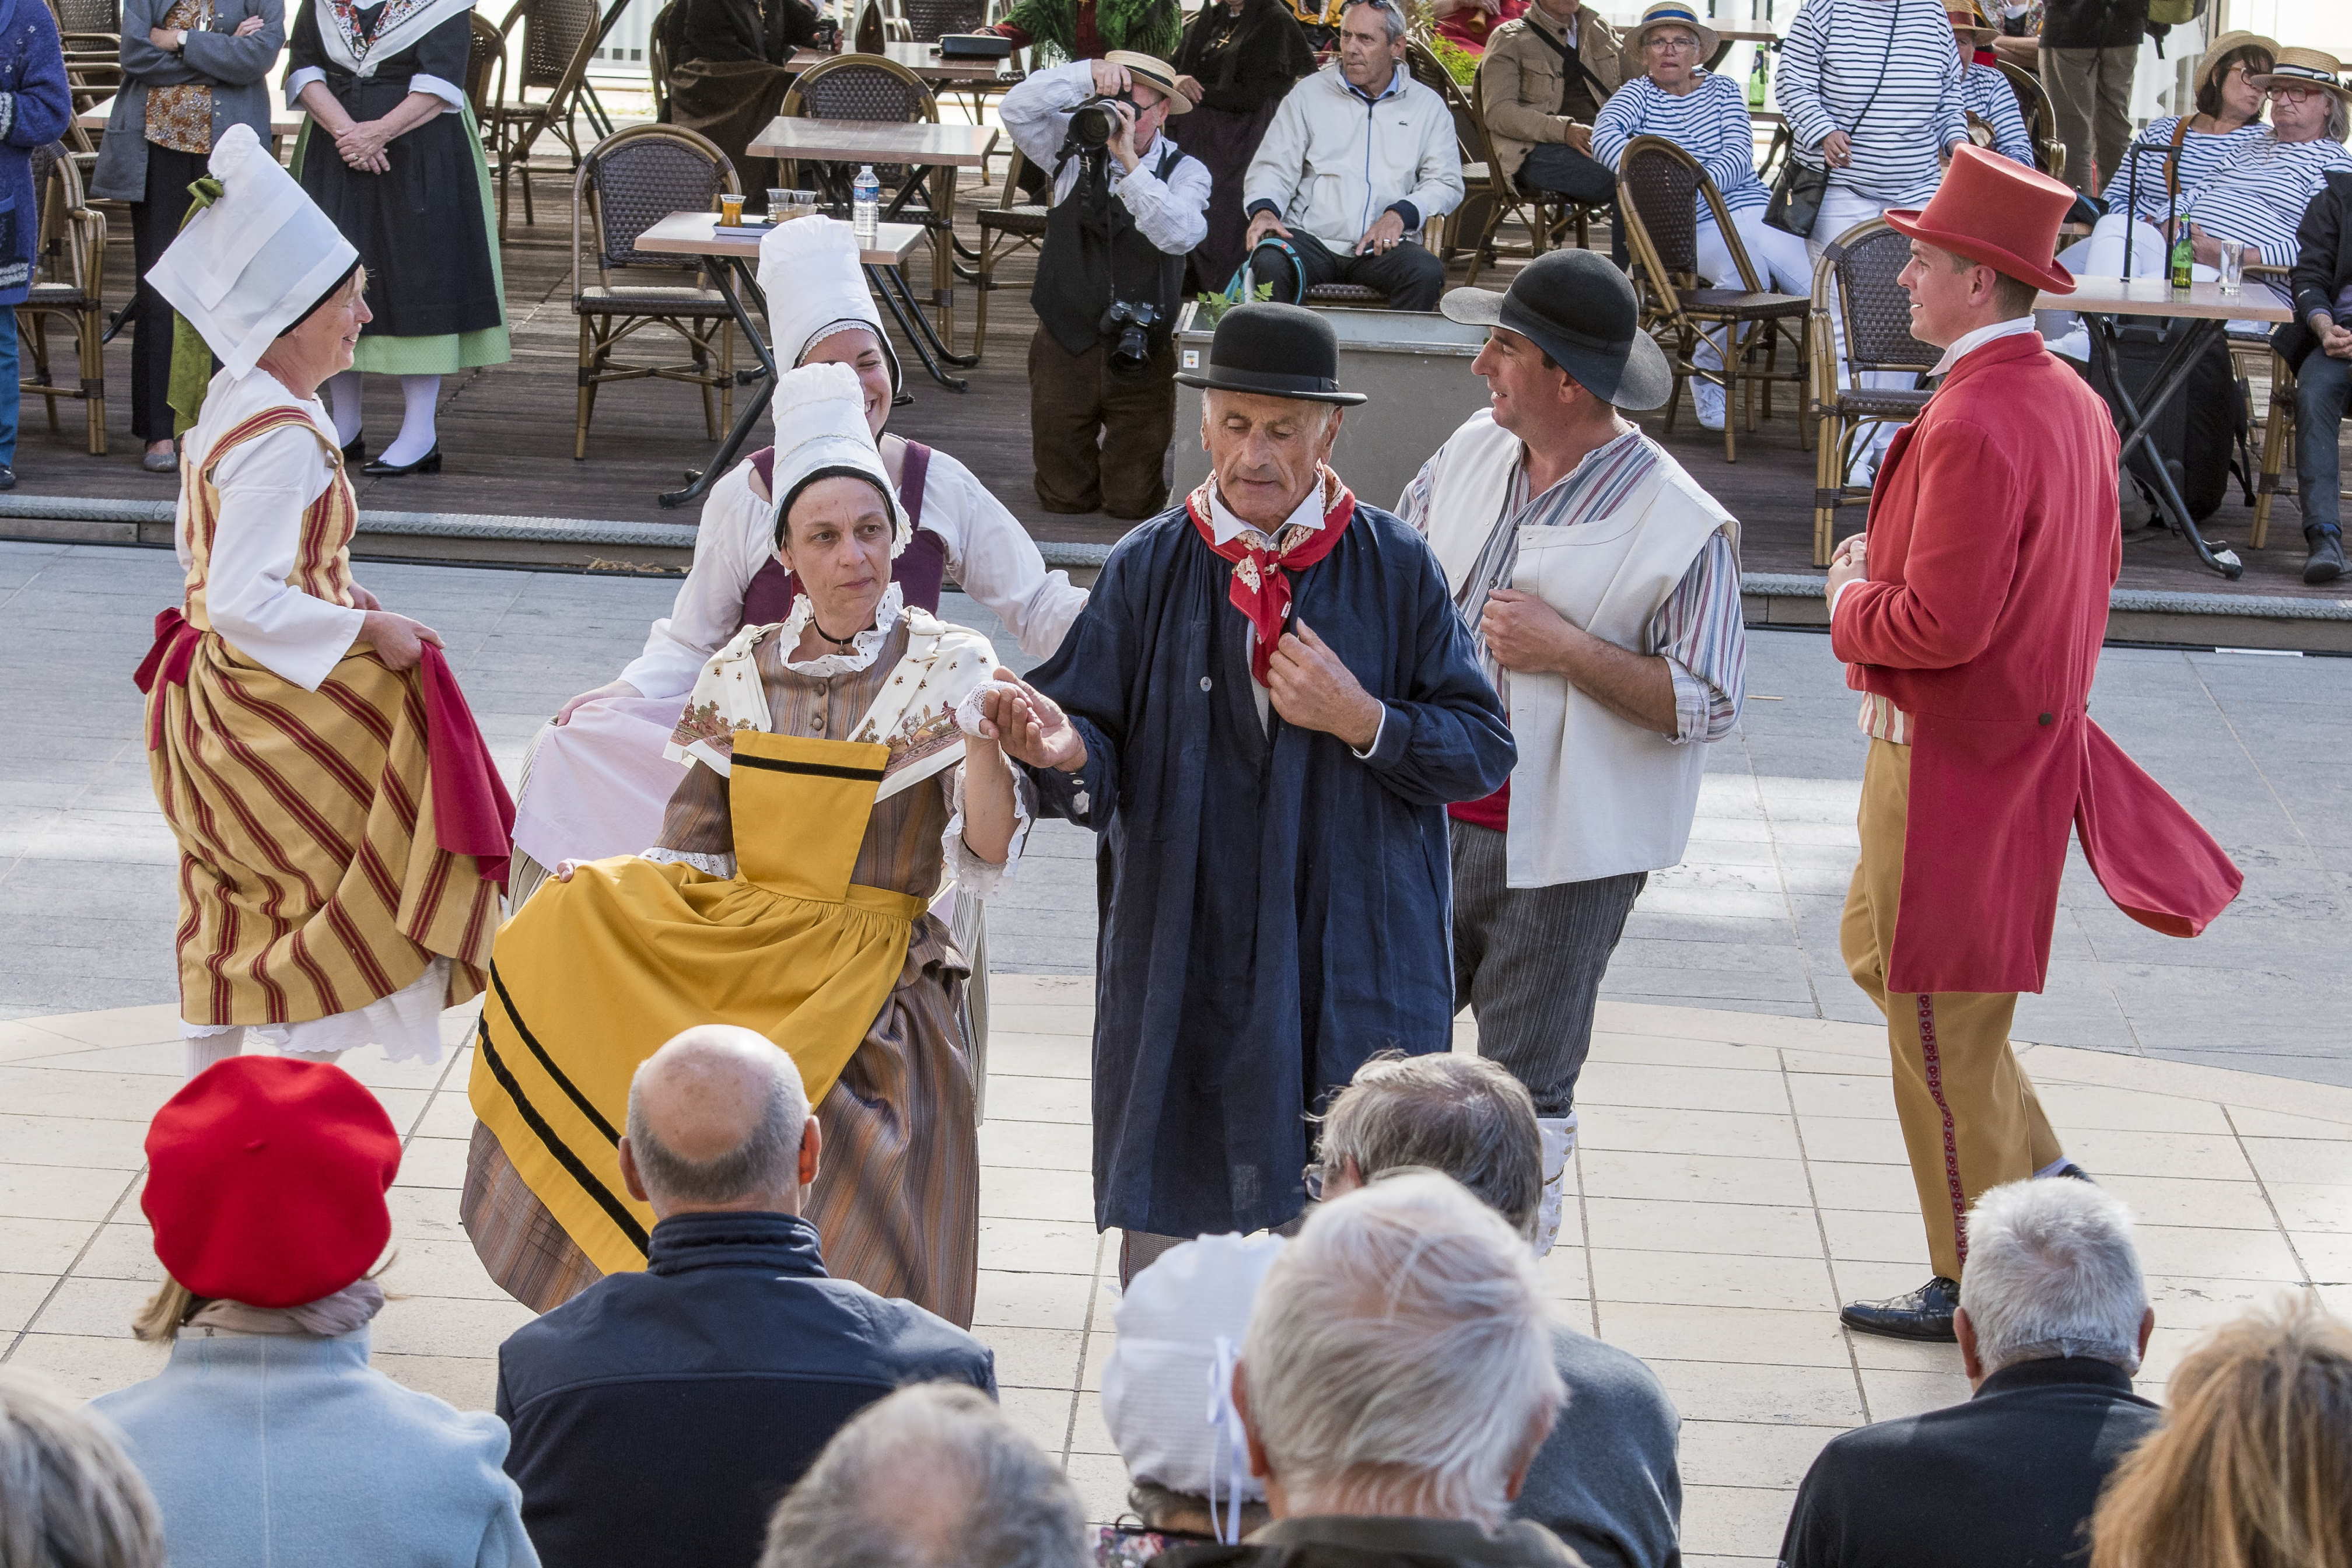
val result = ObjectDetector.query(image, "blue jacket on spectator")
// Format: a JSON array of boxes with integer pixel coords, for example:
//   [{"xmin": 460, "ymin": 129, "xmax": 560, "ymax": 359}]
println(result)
[
  {"xmin": 0, "ymin": 0, "xmax": 69, "ymax": 306},
  {"xmin": 496, "ymin": 1209, "xmax": 998, "ymax": 1568}
]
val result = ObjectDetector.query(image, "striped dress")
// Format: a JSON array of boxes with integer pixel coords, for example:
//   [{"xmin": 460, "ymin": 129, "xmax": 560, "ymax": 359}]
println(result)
[
  {"xmin": 2118, "ymin": 116, "xmax": 2271, "ymax": 225},
  {"xmin": 2180, "ymin": 133, "xmax": 2352, "ymax": 268},
  {"xmin": 1594, "ymin": 70, "xmax": 1770, "ymax": 223},
  {"xmin": 1958, "ymin": 60, "xmax": 2035, "ymax": 168},
  {"xmin": 1777, "ymin": 0, "xmax": 1967, "ymax": 206},
  {"xmin": 144, "ymin": 396, "xmax": 499, "ymax": 1037}
]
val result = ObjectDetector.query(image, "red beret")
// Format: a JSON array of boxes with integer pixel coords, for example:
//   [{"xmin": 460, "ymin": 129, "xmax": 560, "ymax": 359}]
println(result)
[{"xmin": 142, "ymin": 1057, "xmax": 402, "ymax": 1309}]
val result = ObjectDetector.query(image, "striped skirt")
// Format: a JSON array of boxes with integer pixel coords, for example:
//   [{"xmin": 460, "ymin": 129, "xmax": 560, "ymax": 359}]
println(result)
[
  {"xmin": 463, "ymin": 914, "xmax": 981, "ymax": 1327},
  {"xmin": 147, "ymin": 631, "xmax": 498, "ymax": 1028}
]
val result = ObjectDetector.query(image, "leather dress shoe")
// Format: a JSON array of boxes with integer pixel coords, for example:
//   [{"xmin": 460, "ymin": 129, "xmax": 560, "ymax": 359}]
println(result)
[
  {"xmin": 360, "ymin": 443, "xmax": 441, "ymax": 478},
  {"xmin": 2307, "ymin": 532, "xmax": 2346, "ymax": 586},
  {"xmin": 142, "ymin": 444, "xmax": 177, "ymax": 473},
  {"xmin": 341, "ymin": 435, "xmax": 366, "ymax": 464},
  {"xmin": 0, "ymin": 463, "xmax": 17, "ymax": 491},
  {"xmin": 1840, "ymin": 1276, "xmax": 1959, "ymax": 1341}
]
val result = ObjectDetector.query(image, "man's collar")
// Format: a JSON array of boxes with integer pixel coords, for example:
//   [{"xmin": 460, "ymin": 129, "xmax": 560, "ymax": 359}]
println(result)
[
  {"xmin": 1344, "ymin": 62, "xmax": 1407, "ymax": 103},
  {"xmin": 1929, "ymin": 314, "xmax": 2039, "ymax": 377},
  {"xmin": 1208, "ymin": 473, "xmax": 1329, "ymax": 545},
  {"xmin": 1972, "ymin": 1355, "xmax": 2141, "ymax": 1401},
  {"xmin": 1250, "ymin": 1516, "xmax": 1574, "ymax": 1566}
]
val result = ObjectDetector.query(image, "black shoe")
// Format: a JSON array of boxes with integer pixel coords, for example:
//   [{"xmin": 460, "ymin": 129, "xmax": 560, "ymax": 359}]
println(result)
[
  {"xmin": 2050, "ymin": 1161, "xmax": 2096, "ymax": 1182},
  {"xmin": 341, "ymin": 435, "xmax": 366, "ymax": 464},
  {"xmin": 360, "ymin": 443, "xmax": 441, "ymax": 477},
  {"xmin": 2306, "ymin": 532, "xmax": 2345, "ymax": 586},
  {"xmin": 0, "ymin": 464, "xmax": 17, "ymax": 491},
  {"xmin": 1840, "ymin": 1276, "xmax": 1960, "ymax": 1341}
]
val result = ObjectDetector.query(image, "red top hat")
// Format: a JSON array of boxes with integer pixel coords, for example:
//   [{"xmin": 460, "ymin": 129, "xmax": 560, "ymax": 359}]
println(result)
[
  {"xmin": 1884, "ymin": 145, "xmax": 2076, "ymax": 295},
  {"xmin": 142, "ymin": 1056, "xmax": 401, "ymax": 1309}
]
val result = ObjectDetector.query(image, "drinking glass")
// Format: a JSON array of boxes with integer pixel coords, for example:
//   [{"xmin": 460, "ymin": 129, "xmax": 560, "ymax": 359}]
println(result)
[
  {"xmin": 2216, "ymin": 240, "xmax": 2245, "ymax": 296},
  {"xmin": 719, "ymin": 192, "xmax": 744, "ymax": 227}
]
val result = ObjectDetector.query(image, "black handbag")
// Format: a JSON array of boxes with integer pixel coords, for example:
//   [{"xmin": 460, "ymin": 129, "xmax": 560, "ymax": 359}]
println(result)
[{"xmin": 1764, "ymin": 0, "xmax": 1900, "ymax": 237}]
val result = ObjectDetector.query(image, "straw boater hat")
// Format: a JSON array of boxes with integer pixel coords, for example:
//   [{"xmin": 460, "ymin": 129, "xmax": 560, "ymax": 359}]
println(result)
[
  {"xmin": 146, "ymin": 123, "xmax": 359, "ymax": 380},
  {"xmin": 2193, "ymin": 29, "xmax": 2277, "ymax": 94},
  {"xmin": 1885, "ymin": 143, "xmax": 2076, "ymax": 293},
  {"xmin": 1620, "ymin": 1, "xmax": 1719, "ymax": 75},
  {"xmin": 142, "ymin": 1057, "xmax": 401, "ymax": 1309},
  {"xmin": 2250, "ymin": 46, "xmax": 2352, "ymax": 103},
  {"xmin": 757, "ymin": 215, "xmax": 903, "ymax": 395},
  {"xmin": 766, "ymin": 360, "xmax": 909, "ymax": 554},
  {"xmin": 1943, "ymin": 0, "xmax": 1993, "ymax": 51},
  {"xmin": 1104, "ymin": 50, "xmax": 1191, "ymax": 113}
]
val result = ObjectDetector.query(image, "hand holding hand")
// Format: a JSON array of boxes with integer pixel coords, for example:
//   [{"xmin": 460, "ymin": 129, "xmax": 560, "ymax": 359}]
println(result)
[
  {"xmin": 1821, "ymin": 130, "xmax": 1853, "ymax": 169},
  {"xmin": 148, "ymin": 24, "xmax": 183, "ymax": 48},
  {"xmin": 1825, "ymin": 534, "xmax": 1868, "ymax": 604},
  {"xmin": 2325, "ymin": 322, "xmax": 2352, "ymax": 360},
  {"xmin": 978, "ymin": 677, "xmax": 1087, "ymax": 772},
  {"xmin": 554, "ymin": 677, "xmax": 642, "ymax": 725},
  {"xmin": 1356, "ymin": 208, "xmax": 1407, "ymax": 256},
  {"xmin": 337, "ymin": 120, "xmax": 392, "ymax": 172},
  {"xmin": 1246, "ymin": 209, "xmax": 1293, "ymax": 251},
  {"xmin": 1174, "ymin": 73, "xmax": 1205, "ymax": 103},
  {"xmin": 1266, "ymin": 621, "xmax": 1382, "ymax": 748},
  {"xmin": 1562, "ymin": 121, "xmax": 1593, "ymax": 155},
  {"xmin": 355, "ymin": 610, "xmax": 443, "ymax": 673},
  {"xmin": 1479, "ymin": 588, "xmax": 1577, "ymax": 675}
]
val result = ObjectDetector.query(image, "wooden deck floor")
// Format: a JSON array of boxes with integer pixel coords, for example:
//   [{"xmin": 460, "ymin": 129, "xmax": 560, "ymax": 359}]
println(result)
[{"xmin": 13, "ymin": 158, "xmax": 2344, "ymax": 600}]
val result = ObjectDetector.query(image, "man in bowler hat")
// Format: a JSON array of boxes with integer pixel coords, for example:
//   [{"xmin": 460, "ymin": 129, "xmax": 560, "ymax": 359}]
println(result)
[
  {"xmin": 1828, "ymin": 146, "xmax": 2240, "ymax": 1339},
  {"xmin": 1399, "ymin": 249, "xmax": 1748, "ymax": 1255},
  {"xmin": 981, "ymin": 303, "xmax": 1514, "ymax": 1279}
]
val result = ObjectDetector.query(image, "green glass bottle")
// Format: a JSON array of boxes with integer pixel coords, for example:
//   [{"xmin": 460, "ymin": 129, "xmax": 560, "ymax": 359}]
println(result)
[
  {"xmin": 2168, "ymin": 224, "xmax": 2193, "ymax": 292},
  {"xmin": 1747, "ymin": 46, "xmax": 1769, "ymax": 108}
]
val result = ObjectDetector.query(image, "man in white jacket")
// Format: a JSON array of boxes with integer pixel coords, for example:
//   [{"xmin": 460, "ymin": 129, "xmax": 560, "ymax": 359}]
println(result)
[
  {"xmin": 1397, "ymin": 251, "xmax": 1746, "ymax": 1251},
  {"xmin": 1242, "ymin": 0, "xmax": 1464, "ymax": 310}
]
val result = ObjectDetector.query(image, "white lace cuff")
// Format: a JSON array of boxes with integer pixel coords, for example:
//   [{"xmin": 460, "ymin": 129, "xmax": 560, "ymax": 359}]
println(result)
[
  {"xmin": 941, "ymin": 764, "xmax": 1030, "ymax": 901},
  {"xmin": 643, "ymin": 845, "xmax": 737, "ymax": 878}
]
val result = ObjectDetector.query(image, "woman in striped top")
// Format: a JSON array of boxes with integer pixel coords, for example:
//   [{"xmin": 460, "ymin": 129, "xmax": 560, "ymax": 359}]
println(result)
[
  {"xmin": 1947, "ymin": 1, "xmax": 2034, "ymax": 168},
  {"xmin": 1596, "ymin": 2, "xmax": 1810, "ymax": 426},
  {"xmin": 1777, "ymin": 0, "xmax": 1968, "ymax": 249},
  {"xmin": 2113, "ymin": 33, "xmax": 2273, "ymax": 227}
]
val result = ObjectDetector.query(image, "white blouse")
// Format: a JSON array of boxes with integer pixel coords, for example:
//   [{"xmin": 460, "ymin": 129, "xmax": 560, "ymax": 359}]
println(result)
[
  {"xmin": 620, "ymin": 441, "xmax": 1088, "ymax": 701},
  {"xmin": 176, "ymin": 366, "xmax": 365, "ymax": 692}
]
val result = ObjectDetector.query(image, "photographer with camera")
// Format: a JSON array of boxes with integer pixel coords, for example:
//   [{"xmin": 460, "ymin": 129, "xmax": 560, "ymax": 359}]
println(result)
[{"xmin": 1001, "ymin": 51, "xmax": 1212, "ymax": 519}]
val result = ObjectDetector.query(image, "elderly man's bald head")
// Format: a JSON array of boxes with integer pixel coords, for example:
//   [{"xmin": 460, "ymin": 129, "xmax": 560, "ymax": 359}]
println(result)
[{"xmin": 620, "ymin": 1026, "xmax": 816, "ymax": 1216}]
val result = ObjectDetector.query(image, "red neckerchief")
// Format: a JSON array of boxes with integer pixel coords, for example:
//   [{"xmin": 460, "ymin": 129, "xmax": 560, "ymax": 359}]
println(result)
[
  {"xmin": 1972, "ymin": 46, "xmax": 1999, "ymax": 66},
  {"xmin": 1185, "ymin": 468, "xmax": 1356, "ymax": 685}
]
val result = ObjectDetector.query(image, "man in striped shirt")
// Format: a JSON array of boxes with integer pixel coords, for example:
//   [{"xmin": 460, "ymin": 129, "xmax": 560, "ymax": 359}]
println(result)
[{"xmin": 1401, "ymin": 251, "xmax": 1746, "ymax": 1255}]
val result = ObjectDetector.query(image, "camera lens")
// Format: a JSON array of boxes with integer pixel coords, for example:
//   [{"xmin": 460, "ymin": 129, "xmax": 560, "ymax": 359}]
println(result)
[{"xmin": 1070, "ymin": 102, "xmax": 1115, "ymax": 148}]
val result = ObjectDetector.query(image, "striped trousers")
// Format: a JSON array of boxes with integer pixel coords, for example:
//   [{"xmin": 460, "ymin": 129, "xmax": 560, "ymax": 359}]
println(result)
[
  {"xmin": 1841, "ymin": 739, "xmax": 2064, "ymax": 1282},
  {"xmin": 1452, "ymin": 821, "xmax": 1647, "ymax": 1118}
]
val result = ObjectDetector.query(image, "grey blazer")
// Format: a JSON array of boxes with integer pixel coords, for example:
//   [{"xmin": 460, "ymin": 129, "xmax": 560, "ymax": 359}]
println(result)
[{"xmin": 89, "ymin": 0, "xmax": 285, "ymax": 201}]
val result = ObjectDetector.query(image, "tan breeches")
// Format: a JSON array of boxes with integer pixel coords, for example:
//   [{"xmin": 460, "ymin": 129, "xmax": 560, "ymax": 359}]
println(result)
[{"xmin": 1840, "ymin": 738, "xmax": 2066, "ymax": 1281}]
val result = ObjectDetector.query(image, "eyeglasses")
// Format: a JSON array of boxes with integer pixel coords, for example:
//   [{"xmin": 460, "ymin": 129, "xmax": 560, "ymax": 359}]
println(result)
[
  {"xmin": 1302, "ymin": 1161, "xmax": 1325, "ymax": 1202},
  {"xmin": 1644, "ymin": 33, "xmax": 1698, "ymax": 51},
  {"xmin": 2270, "ymin": 84, "xmax": 2322, "ymax": 103}
]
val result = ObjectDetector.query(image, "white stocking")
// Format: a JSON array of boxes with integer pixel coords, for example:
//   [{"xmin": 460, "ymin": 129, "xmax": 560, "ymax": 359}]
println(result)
[
  {"xmin": 1532, "ymin": 1112, "xmax": 1579, "ymax": 1257},
  {"xmin": 183, "ymin": 1030, "xmax": 243, "ymax": 1080},
  {"xmin": 379, "ymin": 374, "xmax": 441, "ymax": 468},
  {"xmin": 326, "ymin": 370, "xmax": 364, "ymax": 449}
]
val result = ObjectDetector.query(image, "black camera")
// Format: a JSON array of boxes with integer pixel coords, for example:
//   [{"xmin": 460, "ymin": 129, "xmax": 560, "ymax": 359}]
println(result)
[
  {"xmin": 1067, "ymin": 92, "xmax": 1137, "ymax": 151},
  {"xmin": 1100, "ymin": 300, "xmax": 1159, "ymax": 374}
]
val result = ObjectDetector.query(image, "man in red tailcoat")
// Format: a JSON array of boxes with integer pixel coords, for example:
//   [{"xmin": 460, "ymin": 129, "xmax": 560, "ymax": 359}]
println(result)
[{"xmin": 1825, "ymin": 146, "xmax": 2244, "ymax": 1341}]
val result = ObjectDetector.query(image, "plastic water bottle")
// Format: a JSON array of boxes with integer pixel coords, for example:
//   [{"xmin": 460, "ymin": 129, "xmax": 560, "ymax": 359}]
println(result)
[{"xmin": 852, "ymin": 166, "xmax": 880, "ymax": 248}]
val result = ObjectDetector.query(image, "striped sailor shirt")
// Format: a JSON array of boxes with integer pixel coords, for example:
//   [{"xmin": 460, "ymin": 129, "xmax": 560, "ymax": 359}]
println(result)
[
  {"xmin": 1396, "ymin": 427, "xmax": 1746, "ymax": 746},
  {"xmin": 2181, "ymin": 132, "xmax": 2352, "ymax": 269},
  {"xmin": 1777, "ymin": 0, "xmax": 1968, "ymax": 207},
  {"xmin": 1594, "ymin": 69, "xmax": 1772, "ymax": 222},
  {"xmin": 2116, "ymin": 117, "xmax": 2272, "ymax": 225},
  {"xmin": 1958, "ymin": 60, "xmax": 2035, "ymax": 169}
]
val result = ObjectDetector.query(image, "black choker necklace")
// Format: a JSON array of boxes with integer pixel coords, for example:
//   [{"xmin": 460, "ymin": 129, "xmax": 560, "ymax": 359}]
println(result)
[{"xmin": 811, "ymin": 615, "xmax": 871, "ymax": 650}]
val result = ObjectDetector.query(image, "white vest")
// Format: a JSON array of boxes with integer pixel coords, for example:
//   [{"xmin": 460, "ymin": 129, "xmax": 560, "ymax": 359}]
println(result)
[{"xmin": 1423, "ymin": 412, "xmax": 1736, "ymax": 888}]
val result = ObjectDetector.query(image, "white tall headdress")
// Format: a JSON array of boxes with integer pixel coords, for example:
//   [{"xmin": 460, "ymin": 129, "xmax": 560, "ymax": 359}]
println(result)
[
  {"xmin": 768, "ymin": 362, "xmax": 909, "ymax": 556},
  {"xmin": 756, "ymin": 216, "xmax": 902, "ymax": 391},
  {"xmin": 147, "ymin": 124, "xmax": 359, "ymax": 379}
]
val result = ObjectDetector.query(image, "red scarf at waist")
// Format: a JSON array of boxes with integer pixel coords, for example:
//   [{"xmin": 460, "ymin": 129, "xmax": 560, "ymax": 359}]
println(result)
[
  {"xmin": 1184, "ymin": 469, "xmax": 1356, "ymax": 684},
  {"xmin": 136, "ymin": 607, "xmax": 518, "ymax": 890}
]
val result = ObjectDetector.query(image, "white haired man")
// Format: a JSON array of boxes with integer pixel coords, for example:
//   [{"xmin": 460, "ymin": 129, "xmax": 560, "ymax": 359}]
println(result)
[
  {"xmin": 761, "ymin": 1383, "xmax": 1090, "ymax": 1568},
  {"xmin": 495, "ymin": 1027, "xmax": 996, "ymax": 1568},
  {"xmin": 1186, "ymin": 1171, "xmax": 1574, "ymax": 1566},
  {"xmin": 1778, "ymin": 1178, "xmax": 2161, "ymax": 1568},
  {"xmin": 1315, "ymin": 1054, "xmax": 1681, "ymax": 1568}
]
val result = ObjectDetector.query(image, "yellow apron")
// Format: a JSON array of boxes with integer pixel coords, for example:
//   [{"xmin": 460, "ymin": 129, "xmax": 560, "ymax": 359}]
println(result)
[{"xmin": 468, "ymin": 730, "xmax": 924, "ymax": 1278}]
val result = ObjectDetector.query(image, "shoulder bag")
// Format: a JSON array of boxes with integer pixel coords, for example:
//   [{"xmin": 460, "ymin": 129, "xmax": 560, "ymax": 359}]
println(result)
[{"xmin": 1765, "ymin": 0, "xmax": 1900, "ymax": 237}]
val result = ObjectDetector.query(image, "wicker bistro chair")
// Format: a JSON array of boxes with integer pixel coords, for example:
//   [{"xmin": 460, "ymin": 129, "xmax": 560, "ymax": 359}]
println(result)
[
  {"xmin": 2244, "ymin": 265, "xmax": 2323, "ymax": 550},
  {"xmin": 1808, "ymin": 218, "xmax": 1936, "ymax": 563},
  {"xmin": 1994, "ymin": 58, "xmax": 2064, "ymax": 181},
  {"xmin": 487, "ymin": 0, "xmax": 603, "ymax": 235},
  {"xmin": 1616, "ymin": 135, "xmax": 1807, "ymax": 463},
  {"xmin": 571, "ymin": 125, "xmax": 741, "ymax": 460},
  {"xmin": 467, "ymin": 10, "xmax": 508, "ymax": 122},
  {"xmin": 779, "ymin": 54, "xmax": 939, "ymax": 215},
  {"xmin": 970, "ymin": 145, "xmax": 1046, "ymax": 360},
  {"xmin": 1460, "ymin": 60, "xmax": 1596, "ymax": 275},
  {"xmin": 49, "ymin": 0, "xmax": 116, "ymax": 31},
  {"xmin": 19, "ymin": 142, "xmax": 107, "ymax": 455},
  {"xmin": 647, "ymin": 0, "xmax": 674, "ymax": 120}
]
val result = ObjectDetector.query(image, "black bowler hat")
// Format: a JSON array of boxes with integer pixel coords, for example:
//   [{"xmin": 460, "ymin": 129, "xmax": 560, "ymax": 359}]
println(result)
[
  {"xmin": 1174, "ymin": 302, "xmax": 1367, "ymax": 406},
  {"xmin": 1440, "ymin": 251, "xmax": 1673, "ymax": 411}
]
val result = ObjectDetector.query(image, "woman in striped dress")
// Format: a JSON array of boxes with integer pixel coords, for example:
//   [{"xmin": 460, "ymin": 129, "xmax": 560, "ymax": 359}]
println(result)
[
  {"xmin": 1946, "ymin": 1, "xmax": 2035, "ymax": 168},
  {"xmin": 1597, "ymin": 0, "xmax": 1811, "ymax": 428},
  {"xmin": 2110, "ymin": 31, "xmax": 2272, "ymax": 226}
]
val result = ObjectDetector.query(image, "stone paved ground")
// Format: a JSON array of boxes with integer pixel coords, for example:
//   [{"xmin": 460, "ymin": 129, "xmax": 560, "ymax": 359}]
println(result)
[
  {"xmin": 5, "ymin": 540, "xmax": 2345, "ymax": 1080},
  {"xmin": 1, "ymin": 986, "xmax": 2346, "ymax": 1565}
]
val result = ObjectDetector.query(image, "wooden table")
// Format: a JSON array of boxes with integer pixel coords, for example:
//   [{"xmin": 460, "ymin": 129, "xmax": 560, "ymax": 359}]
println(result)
[
  {"xmin": 748, "ymin": 117, "xmax": 998, "ymax": 349},
  {"xmin": 2036, "ymin": 274, "xmax": 2293, "ymax": 579},
  {"xmin": 1709, "ymin": 27, "xmax": 1777, "ymax": 68},
  {"xmin": 785, "ymin": 41, "xmax": 1020, "ymax": 85},
  {"xmin": 632, "ymin": 212, "xmax": 934, "ymax": 508}
]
